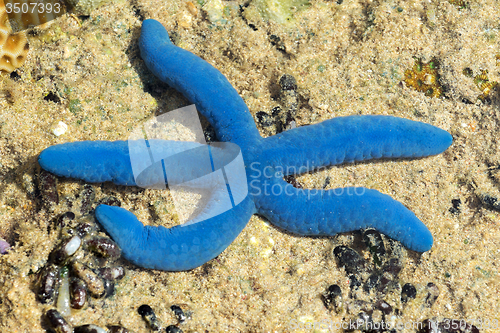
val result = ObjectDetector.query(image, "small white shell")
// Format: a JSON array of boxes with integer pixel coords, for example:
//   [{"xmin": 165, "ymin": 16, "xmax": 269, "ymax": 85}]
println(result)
[{"xmin": 52, "ymin": 121, "xmax": 68, "ymax": 136}]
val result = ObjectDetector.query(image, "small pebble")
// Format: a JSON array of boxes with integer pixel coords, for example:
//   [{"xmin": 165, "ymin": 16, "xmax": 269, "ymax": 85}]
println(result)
[
  {"xmin": 322, "ymin": 284, "xmax": 342, "ymax": 311},
  {"xmin": 401, "ymin": 283, "xmax": 417, "ymax": 303},
  {"xmin": 52, "ymin": 121, "xmax": 68, "ymax": 137},
  {"xmin": 38, "ymin": 264, "xmax": 61, "ymax": 304},
  {"xmin": 86, "ymin": 237, "xmax": 121, "ymax": 260},
  {"xmin": 171, "ymin": 305, "xmax": 186, "ymax": 323},
  {"xmin": 96, "ymin": 266, "xmax": 125, "ymax": 281},
  {"xmin": 74, "ymin": 324, "xmax": 108, "ymax": 333},
  {"xmin": 70, "ymin": 278, "xmax": 87, "ymax": 309},
  {"xmin": 103, "ymin": 278, "xmax": 116, "ymax": 298},
  {"xmin": 186, "ymin": 1, "xmax": 198, "ymax": 16},
  {"xmin": 138, "ymin": 304, "xmax": 162, "ymax": 331},
  {"xmin": 269, "ymin": 35, "xmax": 285, "ymax": 51},
  {"xmin": 279, "ymin": 74, "xmax": 298, "ymax": 91},
  {"xmin": 375, "ymin": 300, "xmax": 392, "ymax": 315},
  {"xmin": 424, "ymin": 282, "xmax": 440, "ymax": 307},
  {"xmin": 45, "ymin": 309, "xmax": 72, "ymax": 333},
  {"xmin": 165, "ymin": 325, "xmax": 183, "ymax": 333},
  {"xmin": 72, "ymin": 262, "xmax": 105, "ymax": 298},
  {"xmin": 51, "ymin": 235, "xmax": 82, "ymax": 265},
  {"xmin": 449, "ymin": 198, "xmax": 461, "ymax": 214},
  {"xmin": 333, "ymin": 246, "xmax": 367, "ymax": 275},
  {"xmin": 0, "ymin": 237, "xmax": 10, "ymax": 254}
]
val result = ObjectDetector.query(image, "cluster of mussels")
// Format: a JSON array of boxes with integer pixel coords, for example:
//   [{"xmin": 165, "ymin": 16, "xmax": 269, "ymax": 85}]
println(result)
[
  {"xmin": 255, "ymin": 73, "xmax": 305, "ymax": 188},
  {"xmin": 403, "ymin": 57, "xmax": 443, "ymax": 98},
  {"xmin": 255, "ymin": 74, "xmax": 299, "ymax": 136},
  {"xmin": 323, "ymin": 229, "xmax": 479, "ymax": 333},
  {"xmin": 36, "ymin": 170, "xmax": 131, "ymax": 332}
]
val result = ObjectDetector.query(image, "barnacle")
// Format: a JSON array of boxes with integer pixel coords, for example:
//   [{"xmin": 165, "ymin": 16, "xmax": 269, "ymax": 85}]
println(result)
[
  {"xmin": 448, "ymin": 0, "xmax": 469, "ymax": 9},
  {"xmin": 462, "ymin": 67, "xmax": 473, "ymax": 77},
  {"xmin": 403, "ymin": 57, "xmax": 443, "ymax": 98},
  {"xmin": 473, "ymin": 69, "xmax": 498, "ymax": 103},
  {"xmin": 0, "ymin": 0, "xmax": 29, "ymax": 73}
]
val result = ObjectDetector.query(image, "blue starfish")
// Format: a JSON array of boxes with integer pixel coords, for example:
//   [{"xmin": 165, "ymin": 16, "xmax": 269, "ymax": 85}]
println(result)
[{"xmin": 38, "ymin": 19, "xmax": 452, "ymax": 271}]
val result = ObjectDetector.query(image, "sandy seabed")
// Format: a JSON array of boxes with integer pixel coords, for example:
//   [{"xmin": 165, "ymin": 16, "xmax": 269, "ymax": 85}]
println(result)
[{"xmin": 0, "ymin": 0, "xmax": 499, "ymax": 332}]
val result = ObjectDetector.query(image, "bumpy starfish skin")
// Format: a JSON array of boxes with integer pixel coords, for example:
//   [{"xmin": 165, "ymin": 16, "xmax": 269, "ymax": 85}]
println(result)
[{"xmin": 38, "ymin": 19, "xmax": 453, "ymax": 271}]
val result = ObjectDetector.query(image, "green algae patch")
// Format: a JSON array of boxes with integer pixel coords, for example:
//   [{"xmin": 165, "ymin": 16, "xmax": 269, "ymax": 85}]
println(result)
[{"xmin": 244, "ymin": 0, "xmax": 311, "ymax": 26}]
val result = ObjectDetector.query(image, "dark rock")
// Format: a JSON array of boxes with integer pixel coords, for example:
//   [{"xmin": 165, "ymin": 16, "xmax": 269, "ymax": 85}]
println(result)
[
  {"xmin": 86, "ymin": 237, "xmax": 121, "ymax": 260},
  {"xmin": 401, "ymin": 283, "xmax": 417, "ymax": 303},
  {"xmin": 449, "ymin": 198, "xmax": 461, "ymax": 214},
  {"xmin": 37, "ymin": 264, "xmax": 60, "ymax": 304},
  {"xmin": 70, "ymin": 278, "xmax": 87, "ymax": 309},
  {"xmin": 171, "ymin": 305, "xmax": 186, "ymax": 323},
  {"xmin": 165, "ymin": 325, "xmax": 183, "ymax": 333},
  {"xmin": 255, "ymin": 111, "xmax": 274, "ymax": 127},
  {"xmin": 375, "ymin": 300, "xmax": 392, "ymax": 315},
  {"xmin": 322, "ymin": 284, "xmax": 342, "ymax": 311},
  {"xmin": 45, "ymin": 309, "xmax": 72, "ymax": 333},
  {"xmin": 334, "ymin": 245, "xmax": 366, "ymax": 275},
  {"xmin": 138, "ymin": 304, "xmax": 162, "ymax": 331}
]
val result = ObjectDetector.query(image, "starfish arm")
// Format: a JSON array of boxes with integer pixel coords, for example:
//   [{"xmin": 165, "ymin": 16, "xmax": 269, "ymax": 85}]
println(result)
[
  {"xmin": 259, "ymin": 115, "xmax": 453, "ymax": 175},
  {"xmin": 139, "ymin": 19, "xmax": 261, "ymax": 147},
  {"xmin": 38, "ymin": 140, "xmax": 240, "ymax": 188},
  {"xmin": 95, "ymin": 195, "xmax": 256, "ymax": 271},
  {"xmin": 254, "ymin": 178, "xmax": 433, "ymax": 252},
  {"xmin": 38, "ymin": 141, "xmax": 137, "ymax": 185}
]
